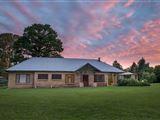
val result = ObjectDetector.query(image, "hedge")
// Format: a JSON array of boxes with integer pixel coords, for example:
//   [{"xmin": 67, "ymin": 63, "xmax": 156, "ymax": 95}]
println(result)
[{"xmin": 117, "ymin": 78, "xmax": 150, "ymax": 86}]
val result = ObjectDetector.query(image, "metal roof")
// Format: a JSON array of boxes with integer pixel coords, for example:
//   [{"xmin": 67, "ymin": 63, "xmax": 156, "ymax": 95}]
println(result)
[
  {"xmin": 7, "ymin": 57, "xmax": 124, "ymax": 73},
  {"xmin": 119, "ymin": 72, "xmax": 134, "ymax": 75}
]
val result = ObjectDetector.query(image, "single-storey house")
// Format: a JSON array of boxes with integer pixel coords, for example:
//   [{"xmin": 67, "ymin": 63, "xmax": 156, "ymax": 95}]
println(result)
[
  {"xmin": 119, "ymin": 72, "xmax": 138, "ymax": 80},
  {"xmin": 7, "ymin": 57, "xmax": 123, "ymax": 88}
]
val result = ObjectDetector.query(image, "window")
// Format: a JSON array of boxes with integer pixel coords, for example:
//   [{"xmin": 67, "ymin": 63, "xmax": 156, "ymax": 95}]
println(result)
[
  {"xmin": 38, "ymin": 74, "xmax": 48, "ymax": 79},
  {"xmin": 16, "ymin": 74, "xmax": 31, "ymax": 84},
  {"xmin": 52, "ymin": 74, "xmax": 62, "ymax": 80},
  {"xmin": 65, "ymin": 74, "xmax": 74, "ymax": 84},
  {"xmin": 94, "ymin": 75, "xmax": 105, "ymax": 82}
]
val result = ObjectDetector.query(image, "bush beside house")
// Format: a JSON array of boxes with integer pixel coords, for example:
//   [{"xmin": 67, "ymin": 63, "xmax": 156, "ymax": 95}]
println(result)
[
  {"xmin": 141, "ymin": 72, "xmax": 156, "ymax": 83},
  {"xmin": 117, "ymin": 78, "xmax": 150, "ymax": 86}
]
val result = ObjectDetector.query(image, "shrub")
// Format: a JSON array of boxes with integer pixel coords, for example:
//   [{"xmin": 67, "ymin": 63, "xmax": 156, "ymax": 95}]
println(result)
[
  {"xmin": 117, "ymin": 78, "xmax": 150, "ymax": 86},
  {"xmin": 126, "ymin": 79, "xmax": 139, "ymax": 86},
  {"xmin": 154, "ymin": 65, "xmax": 160, "ymax": 83},
  {"xmin": 0, "ymin": 78, "xmax": 8, "ymax": 86},
  {"xmin": 117, "ymin": 79, "xmax": 128, "ymax": 86},
  {"xmin": 139, "ymin": 79, "xmax": 150, "ymax": 86},
  {"xmin": 141, "ymin": 72, "xmax": 156, "ymax": 83}
]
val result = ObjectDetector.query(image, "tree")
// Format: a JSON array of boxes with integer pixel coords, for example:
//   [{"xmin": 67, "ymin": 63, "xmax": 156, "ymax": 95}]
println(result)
[
  {"xmin": 141, "ymin": 72, "xmax": 156, "ymax": 83},
  {"xmin": 137, "ymin": 57, "xmax": 150, "ymax": 79},
  {"xmin": 14, "ymin": 24, "xmax": 63, "ymax": 62},
  {"xmin": 0, "ymin": 66, "xmax": 4, "ymax": 75},
  {"xmin": 137, "ymin": 57, "xmax": 149, "ymax": 72},
  {"xmin": 154, "ymin": 65, "xmax": 160, "ymax": 83},
  {"xmin": 113, "ymin": 60, "xmax": 123, "ymax": 70},
  {"xmin": 0, "ymin": 33, "xmax": 19, "ymax": 68},
  {"xmin": 130, "ymin": 62, "xmax": 137, "ymax": 73}
]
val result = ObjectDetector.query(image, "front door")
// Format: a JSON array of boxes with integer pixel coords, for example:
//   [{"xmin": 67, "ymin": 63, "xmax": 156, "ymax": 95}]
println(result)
[{"xmin": 83, "ymin": 75, "xmax": 89, "ymax": 87}]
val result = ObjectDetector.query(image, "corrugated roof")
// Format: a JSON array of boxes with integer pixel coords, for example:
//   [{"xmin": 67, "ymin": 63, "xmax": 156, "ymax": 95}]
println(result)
[
  {"xmin": 7, "ymin": 57, "xmax": 123, "ymax": 73},
  {"xmin": 119, "ymin": 72, "xmax": 133, "ymax": 75}
]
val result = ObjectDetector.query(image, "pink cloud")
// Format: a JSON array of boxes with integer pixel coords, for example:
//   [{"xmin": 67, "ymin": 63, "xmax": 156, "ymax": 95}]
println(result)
[
  {"xmin": 62, "ymin": 19, "xmax": 160, "ymax": 68},
  {"xmin": 61, "ymin": 1, "xmax": 137, "ymax": 67},
  {"xmin": 12, "ymin": 0, "xmax": 39, "ymax": 23},
  {"xmin": 60, "ymin": 2, "xmax": 159, "ymax": 68},
  {"xmin": 125, "ymin": 10, "xmax": 135, "ymax": 18},
  {"xmin": 101, "ymin": 19, "xmax": 160, "ymax": 67},
  {"xmin": 61, "ymin": 1, "xmax": 122, "ymax": 56},
  {"xmin": 124, "ymin": 0, "xmax": 134, "ymax": 7},
  {"xmin": 101, "ymin": 1, "xmax": 118, "ymax": 11},
  {"xmin": 0, "ymin": 7, "xmax": 23, "ymax": 34}
]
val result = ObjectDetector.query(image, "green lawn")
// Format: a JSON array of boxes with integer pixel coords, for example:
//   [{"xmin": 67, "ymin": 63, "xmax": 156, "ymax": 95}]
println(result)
[{"xmin": 0, "ymin": 84, "xmax": 160, "ymax": 120}]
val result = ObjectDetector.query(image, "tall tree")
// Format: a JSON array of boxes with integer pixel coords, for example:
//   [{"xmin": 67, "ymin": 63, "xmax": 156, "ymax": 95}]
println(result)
[
  {"xmin": 112, "ymin": 60, "xmax": 123, "ymax": 70},
  {"xmin": 14, "ymin": 24, "xmax": 63, "ymax": 62},
  {"xmin": 154, "ymin": 65, "xmax": 160, "ymax": 83},
  {"xmin": 137, "ymin": 57, "xmax": 149, "ymax": 72},
  {"xmin": 130, "ymin": 62, "xmax": 137, "ymax": 73},
  {"xmin": 137, "ymin": 57, "xmax": 150, "ymax": 79},
  {"xmin": 0, "ymin": 33, "xmax": 19, "ymax": 68}
]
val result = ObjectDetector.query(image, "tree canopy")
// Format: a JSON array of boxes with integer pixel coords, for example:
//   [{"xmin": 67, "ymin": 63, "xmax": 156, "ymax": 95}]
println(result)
[
  {"xmin": 154, "ymin": 65, "xmax": 160, "ymax": 83},
  {"xmin": 14, "ymin": 24, "xmax": 63, "ymax": 62},
  {"xmin": 137, "ymin": 57, "xmax": 149, "ymax": 72},
  {"xmin": 130, "ymin": 62, "xmax": 137, "ymax": 73},
  {"xmin": 112, "ymin": 60, "xmax": 123, "ymax": 70},
  {"xmin": 137, "ymin": 57, "xmax": 150, "ymax": 79},
  {"xmin": 0, "ymin": 33, "xmax": 19, "ymax": 68}
]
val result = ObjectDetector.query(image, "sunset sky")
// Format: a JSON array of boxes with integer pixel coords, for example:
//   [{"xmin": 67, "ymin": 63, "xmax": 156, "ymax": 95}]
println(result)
[{"xmin": 0, "ymin": 0, "xmax": 160, "ymax": 68}]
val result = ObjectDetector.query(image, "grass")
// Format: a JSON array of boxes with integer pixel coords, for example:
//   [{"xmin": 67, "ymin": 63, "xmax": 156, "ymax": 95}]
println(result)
[{"xmin": 0, "ymin": 84, "xmax": 160, "ymax": 120}]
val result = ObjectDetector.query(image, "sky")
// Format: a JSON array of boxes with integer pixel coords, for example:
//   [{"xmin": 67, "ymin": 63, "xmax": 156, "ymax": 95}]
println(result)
[{"xmin": 0, "ymin": 0, "xmax": 160, "ymax": 68}]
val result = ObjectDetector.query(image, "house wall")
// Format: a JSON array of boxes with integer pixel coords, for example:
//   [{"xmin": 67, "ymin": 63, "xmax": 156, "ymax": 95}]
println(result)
[
  {"xmin": 8, "ymin": 72, "xmax": 34, "ymax": 88},
  {"xmin": 78, "ymin": 72, "xmax": 118, "ymax": 87},
  {"xmin": 76, "ymin": 72, "xmax": 108, "ymax": 87},
  {"xmin": 34, "ymin": 72, "xmax": 80, "ymax": 88},
  {"xmin": 8, "ymin": 71, "xmax": 119, "ymax": 88}
]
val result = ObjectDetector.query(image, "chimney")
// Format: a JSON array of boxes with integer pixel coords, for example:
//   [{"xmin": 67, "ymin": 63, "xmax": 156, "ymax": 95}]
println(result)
[{"xmin": 98, "ymin": 57, "xmax": 101, "ymax": 62}]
